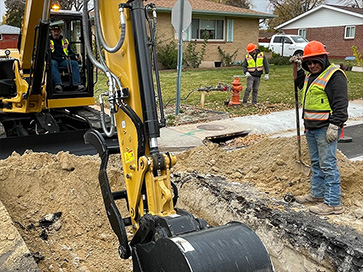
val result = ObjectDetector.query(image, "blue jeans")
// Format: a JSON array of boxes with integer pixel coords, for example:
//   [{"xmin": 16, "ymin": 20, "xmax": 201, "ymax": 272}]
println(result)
[
  {"xmin": 243, "ymin": 76, "xmax": 261, "ymax": 104},
  {"xmin": 51, "ymin": 59, "xmax": 81, "ymax": 86},
  {"xmin": 306, "ymin": 127, "xmax": 342, "ymax": 206}
]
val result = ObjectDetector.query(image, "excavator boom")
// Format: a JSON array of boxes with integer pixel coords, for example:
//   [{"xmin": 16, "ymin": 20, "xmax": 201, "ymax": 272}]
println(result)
[{"xmin": 84, "ymin": 0, "xmax": 274, "ymax": 271}]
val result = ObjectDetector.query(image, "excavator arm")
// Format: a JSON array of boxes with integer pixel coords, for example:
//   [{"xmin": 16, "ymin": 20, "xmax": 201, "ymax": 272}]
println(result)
[{"xmin": 84, "ymin": 0, "xmax": 274, "ymax": 271}]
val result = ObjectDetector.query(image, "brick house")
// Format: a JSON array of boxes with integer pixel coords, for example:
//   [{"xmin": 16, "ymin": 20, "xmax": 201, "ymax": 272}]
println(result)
[
  {"xmin": 0, "ymin": 25, "xmax": 20, "ymax": 49},
  {"xmin": 151, "ymin": 0, "xmax": 274, "ymax": 67},
  {"xmin": 275, "ymin": 5, "xmax": 363, "ymax": 59}
]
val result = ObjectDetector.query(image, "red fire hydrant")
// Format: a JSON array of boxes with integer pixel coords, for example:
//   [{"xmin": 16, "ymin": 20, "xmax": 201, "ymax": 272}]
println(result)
[{"xmin": 228, "ymin": 77, "xmax": 243, "ymax": 106}]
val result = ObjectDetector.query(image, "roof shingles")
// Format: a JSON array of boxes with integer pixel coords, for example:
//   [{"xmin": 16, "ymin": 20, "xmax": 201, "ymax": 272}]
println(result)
[
  {"xmin": 0, "ymin": 25, "xmax": 20, "ymax": 35},
  {"xmin": 151, "ymin": 0, "xmax": 271, "ymax": 16},
  {"xmin": 328, "ymin": 4, "xmax": 363, "ymax": 15}
]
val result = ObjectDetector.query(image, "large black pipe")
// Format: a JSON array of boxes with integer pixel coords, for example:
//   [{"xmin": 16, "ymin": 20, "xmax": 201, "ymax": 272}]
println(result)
[
  {"xmin": 132, "ymin": 222, "xmax": 274, "ymax": 272},
  {"xmin": 129, "ymin": 0, "xmax": 160, "ymax": 141}
]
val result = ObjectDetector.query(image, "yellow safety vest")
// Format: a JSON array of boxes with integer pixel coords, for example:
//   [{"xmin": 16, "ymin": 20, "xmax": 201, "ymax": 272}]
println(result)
[
  {"xmin": 49, "ymin": 38, "xmax": 69, "ymax": 56},
  {"xmin": 246, "ymin": 52, "xmax": 264, "ymax": 72},
  {"xmin": 302, "ymin": 64, "xmax": 345, "ymax": 121}
]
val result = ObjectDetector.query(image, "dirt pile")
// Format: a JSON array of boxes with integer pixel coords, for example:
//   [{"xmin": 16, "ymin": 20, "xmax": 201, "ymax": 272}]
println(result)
[
  {"xmin": 0, "ymin": 135, "xmax": 362, "ymax": 271},
  {"xmin": 0, "ymin": 151, "xmax": 132, "ymax": 272},
  {"xmin": 172, "ymin": 136, "xmax": 363, "ymax": 231}
]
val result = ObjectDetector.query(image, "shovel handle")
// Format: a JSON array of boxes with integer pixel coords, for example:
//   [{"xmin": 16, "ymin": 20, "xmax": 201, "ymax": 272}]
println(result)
[
  {"xmin": 292, "ymin": 61, "xmax": 298, "ymax": 80},
  {"xmin": 292, "ymin": 61, "xmax": 302, "ymax": 161}
]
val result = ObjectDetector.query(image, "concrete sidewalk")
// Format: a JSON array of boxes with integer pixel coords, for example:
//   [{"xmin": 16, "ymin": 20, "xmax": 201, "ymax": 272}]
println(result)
[{"xmin": 159, "ymin": 99, "xmax": 363, "ymax": 154}]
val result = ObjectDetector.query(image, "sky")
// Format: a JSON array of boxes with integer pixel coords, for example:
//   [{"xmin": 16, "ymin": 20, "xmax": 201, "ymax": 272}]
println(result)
[
  {"xmin": 0, "ymin": 0, "xmax": 344, "ymax": 24},
  {"xmin": 253, "ymin": 0, "xmax": 274, "ymax": 13},
  {"xmin": 253, "ymin": 0, "xmax": 342, "ymax": 13},
  {"xmin": 0, "ymin": 1, "xmax": 5, "ymax": 22}
]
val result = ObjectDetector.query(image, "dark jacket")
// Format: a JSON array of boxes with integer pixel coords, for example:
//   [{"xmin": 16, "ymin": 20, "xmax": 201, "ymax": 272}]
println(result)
[
  {"xmin": 242, "ymin": 49, "xmax": 269, "ymax": 77},
  {"xmin": 296, "ymin": 55, "xmax": 348, "ymax": 129},
  {"xmin": 49, "ymin": 35, "xmax": 76, "ymax": 63}
]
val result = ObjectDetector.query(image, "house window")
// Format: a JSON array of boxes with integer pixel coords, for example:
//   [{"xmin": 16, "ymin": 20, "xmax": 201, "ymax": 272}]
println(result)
[
  {"xmin": 298, "ymin": 29, "xmax": 306, "ymax": 39},
  {"xmin": 191, "ymin": 19, "xmax": 224, "ymax": 40},
  {"xmin": 345, "ymin": 26, "xmax": 355, "ymax": 39},
  {"xmin": 0, "ymin": 34, "xmax": 2, "ymax": 40}
]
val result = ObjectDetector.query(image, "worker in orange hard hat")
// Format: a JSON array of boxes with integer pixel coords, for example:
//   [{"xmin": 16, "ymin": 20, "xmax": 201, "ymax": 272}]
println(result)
[
  {"xmin": 242, "ymin": 43, "xmax": 269, "ymax": 107},
  {"xmin": 290, "ymin": 40, "xmax": 348, "ymax": 216}
]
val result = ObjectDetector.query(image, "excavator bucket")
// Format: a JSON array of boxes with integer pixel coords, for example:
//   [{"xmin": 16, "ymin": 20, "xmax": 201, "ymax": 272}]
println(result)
[
  {"xmin": 132, "ymin": 222, "xmax": 273, "ymax": 272},
  {"xmin": 85, "ymin": 130, "xmax": 274, "ymax": 272}
]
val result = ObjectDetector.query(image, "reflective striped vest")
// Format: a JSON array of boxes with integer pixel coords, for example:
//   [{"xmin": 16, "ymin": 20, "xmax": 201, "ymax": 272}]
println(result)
[
  {"xmin": 49, "ymin": 38, "xmax": 69, "ymax": 56},
  {"xmin": 302, "ymin": 64, "xmax": 345, "ymax": 121},
  {"xmin": 246, "ymin": 52, "xmax": 264, "ymax": 72}
]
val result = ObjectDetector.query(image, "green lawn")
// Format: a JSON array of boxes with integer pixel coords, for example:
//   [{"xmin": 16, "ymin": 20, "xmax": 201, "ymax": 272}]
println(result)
[{"xmin": 94, "ymin": 63, "xmax": 363, "ymax": 119}]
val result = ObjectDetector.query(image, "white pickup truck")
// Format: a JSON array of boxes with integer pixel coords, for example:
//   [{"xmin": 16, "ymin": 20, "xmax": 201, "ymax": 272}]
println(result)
[{"xmin": 268, "ymin": 34, "xmax": 309, "ymax": 57}]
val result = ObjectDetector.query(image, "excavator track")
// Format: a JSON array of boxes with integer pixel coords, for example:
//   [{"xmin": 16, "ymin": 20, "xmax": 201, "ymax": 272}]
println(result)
[{"xmin": 0, "ymin": 107, "xmax": 117, "ymax": 159}]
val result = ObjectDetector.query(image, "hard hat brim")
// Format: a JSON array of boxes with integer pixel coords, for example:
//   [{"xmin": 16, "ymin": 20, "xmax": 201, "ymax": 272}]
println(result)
[
  {"xmin": 247, "ymin": 48, "xmax": 257, "ymax": 53},
  {"xmin": 50, "ymin": 24, "xmax": 61, "ymax": 31},
  {"xmin": 302, "ymin": 51, "xmax": 329, "ymax": 60}
]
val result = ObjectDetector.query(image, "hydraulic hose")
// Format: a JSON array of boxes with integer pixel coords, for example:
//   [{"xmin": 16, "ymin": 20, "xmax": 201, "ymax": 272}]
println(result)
[
  {"xmin": 145, "ymin": 4, "xmax": 166, "ymax": 128},
  {"xmin": 82, "ymin": 1, "xmax": 108, "ymax": 74},
  {"xmin": 94, "ymin": 21, "xmax": 123, "ymax": 93},
  {"xmin": 94, "ymin": 0, "xmax": 126, "ymax": 53},
  {"xmin": 99, "ymin": 86, "xmax": 115, "ymax": 138},
  {"xmin": 115, "ymin": 99, "xmax": 146, "ymax": 158},
  {"xmin": 82, "ymin": 1, "xmax": 116, "ymax": 137}
]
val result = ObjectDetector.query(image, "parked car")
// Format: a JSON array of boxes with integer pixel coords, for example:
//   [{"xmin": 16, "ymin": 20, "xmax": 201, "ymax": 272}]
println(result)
[{"xmin": 269, "ymin": 34, "xmax": 309, "ymax": 57}]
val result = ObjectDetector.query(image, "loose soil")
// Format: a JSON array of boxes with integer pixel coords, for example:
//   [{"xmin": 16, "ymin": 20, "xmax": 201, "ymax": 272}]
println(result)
[
  {"xmin": 0, "ymin": 108, "xmax": 363, "ymax": 271},
  {"xmin": 173, "ymin": 137, "xmax": 363, "ymax": 232},
  {"xmin": 0, "ymin": 151, "xmax": 133, "ymax": 272}
]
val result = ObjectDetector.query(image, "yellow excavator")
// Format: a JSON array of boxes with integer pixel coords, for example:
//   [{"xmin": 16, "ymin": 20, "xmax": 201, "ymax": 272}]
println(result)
[
  {"xmin": 1, "ymin": 0, "xmax": 274, "ymax": 270},
  {"xmin": 84, "ymin": 0, "xmax": 274, "ymax": 271}
]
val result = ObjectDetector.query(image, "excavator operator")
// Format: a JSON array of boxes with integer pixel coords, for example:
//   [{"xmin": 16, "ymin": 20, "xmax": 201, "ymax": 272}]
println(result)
[{"xmin": 49, "ymin": 24, "xmax": 84, "ymax": 92}]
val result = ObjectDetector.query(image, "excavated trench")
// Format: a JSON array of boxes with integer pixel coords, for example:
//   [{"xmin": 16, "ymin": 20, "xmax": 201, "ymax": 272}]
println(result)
[
  {"xmin": 174, "ymin": 172, "xmax": 363, "ymax": 272},
  {"xmin": 0, "ymin": 134, "xmax": 363, "ymax": 271}
]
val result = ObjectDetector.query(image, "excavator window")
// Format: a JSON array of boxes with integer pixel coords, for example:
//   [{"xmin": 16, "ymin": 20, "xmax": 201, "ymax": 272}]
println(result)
[
  {"xmin": 0, "ymin": 58, "xmax": 16, "ymax": 97},
  {"xmin": 47, "ymin": 13, "xmax": 91, "ymax": 99}
]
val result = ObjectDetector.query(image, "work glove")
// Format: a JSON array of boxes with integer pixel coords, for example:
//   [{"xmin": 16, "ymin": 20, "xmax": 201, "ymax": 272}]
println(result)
[
  {"xmin": 326, "ymin": 124, "xmax": 339, "ymax": 143},
  {"xmin": 245, "ymin": 72, "xmax": 252, "ymax": 77},
  {"xmin": 264, "ymin": 74, "xmax": 269, "ymax": 81},
  {"xmin": 289, "ymin": 56, "xmax": 302, "ymax": 70}
]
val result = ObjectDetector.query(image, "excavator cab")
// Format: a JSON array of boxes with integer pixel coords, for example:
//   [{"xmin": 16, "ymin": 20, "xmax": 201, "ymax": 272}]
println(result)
[
  {"xmin": 46, "ymin": 10, "xmax": 93, "ymax": 99},
  {"xmin": 0, "ymin": 5, "xmax": 112, "ymax": 159}
]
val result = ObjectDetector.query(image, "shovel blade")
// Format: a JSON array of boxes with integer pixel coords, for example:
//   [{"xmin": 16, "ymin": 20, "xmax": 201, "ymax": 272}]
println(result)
[{"xmin": 295, "ymin": 160, "xmax": 311, "ymax": 176}]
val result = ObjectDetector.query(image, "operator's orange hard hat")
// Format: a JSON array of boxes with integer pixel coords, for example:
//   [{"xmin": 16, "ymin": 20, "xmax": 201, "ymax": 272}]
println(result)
[
  {"xmin": 302, "ymin": 40, "xmax": 329, "ymax": 59},
  {"xmin": 246, "ymin": 43, "xmax": 257, "ymax": 53}
]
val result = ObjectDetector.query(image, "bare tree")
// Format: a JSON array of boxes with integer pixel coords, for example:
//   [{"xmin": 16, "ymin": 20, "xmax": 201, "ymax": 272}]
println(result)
[
  {"xmin": 4, "ymin": 0, "xmax": 84, "ymax": 27},
  {"xmin": 225, "ymin": 0, "xmax": 252, "ymax": 9},
  {"xmin": 58, "ymin": 0, "xmax": 84, "ymax": 11},
  {"xmin": 267, "ymin": 0, "xmax": 324, "ymax": 30},
  {"xmin": 205, "ymin": 0, "xmax": 252, "ymax": 9},
  {"xmin": 4, "ymin": 0, "xmax": 25, "ymax": 27},
  {"xmin": 338, "ymin": 0, "xmax": 362, "ymax": 8}
]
